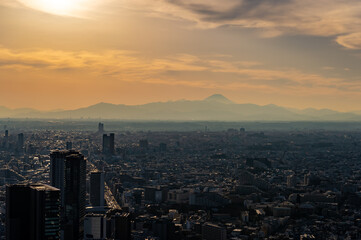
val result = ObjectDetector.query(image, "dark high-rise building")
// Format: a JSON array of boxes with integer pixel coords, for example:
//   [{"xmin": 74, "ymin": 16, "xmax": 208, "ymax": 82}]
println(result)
[
  {"xmin": 109, "ymin": 133, "xmax": 115, "ymax": 154},
  {"xmin": 102, "ymin": 133, "xmax": 115, "ymax": 155},
  {"xmin": 114, "ymin": 213, "xmax": 131, "ymax": 240},
  {"xmin": 102, "ymin": 134, "xmax": 109, "ymax": 154},
  {"xmin": 50, "ymin": 150, "xmax": 71, "ymax": 206},
  {"xmin": 152, "ymin": 218, "xmax": 175, "ymax": 240},
  {"xmin": 64, "ymin": 153, "xmax": 86, "ymax": 240},
  {"xmin": 84, "ymin": 213, "xmax": 107, "ymax": 240},
  {"xmin": 90, "ymin": 171, "xmax": 105, "ymax": 207},
  {"xmin": 6, "ymin": 183, "xmax": 61, "ymax": 240},
  {"xmin": 3, "ymin": 129, "xmax": 9, "ymax": 149},
  {"xmin": 50, "ymin": 150, "xmax": 86, "ymax": 240},
  {"xmin": 17, "ymin": 133, "xmax": 24, "ymax": 150},
  {"xmin": 144, "ymin": 186, "xmax": 168, "ymax": 203},
  {"xmin": 202, "ymin": 223, "xmax": 227, "ymax": 240},
  {"xmin": 66, "ymin": 141, "xmax": 73, "ymax": 150},
  {"xmin": 98, "ymin": 122, "xmax": 104, "ymax": 133}
]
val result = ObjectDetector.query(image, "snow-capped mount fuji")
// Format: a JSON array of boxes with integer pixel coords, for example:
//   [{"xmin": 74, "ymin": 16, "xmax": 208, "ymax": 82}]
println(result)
[{"xmin": 0, "ymin": 94, "xmax": 360, "ymax": 121}]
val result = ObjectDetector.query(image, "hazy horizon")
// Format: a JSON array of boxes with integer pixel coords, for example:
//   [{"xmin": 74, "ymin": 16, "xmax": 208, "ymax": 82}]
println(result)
[{"xmin": 0, "ymin": 93, "xmax": 360, "ymax": 113}]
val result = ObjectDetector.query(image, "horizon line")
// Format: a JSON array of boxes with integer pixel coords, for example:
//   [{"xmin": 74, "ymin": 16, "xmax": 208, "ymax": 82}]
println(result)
[{"xmin": 0, "ymin": 93, "xmax": 359, "ymax": 113}]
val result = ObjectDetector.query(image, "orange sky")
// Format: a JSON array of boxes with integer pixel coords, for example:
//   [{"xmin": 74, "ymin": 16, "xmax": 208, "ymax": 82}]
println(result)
[{"xmin": 1, "ymin": 0, "xmax": 361, "ymax": 111}]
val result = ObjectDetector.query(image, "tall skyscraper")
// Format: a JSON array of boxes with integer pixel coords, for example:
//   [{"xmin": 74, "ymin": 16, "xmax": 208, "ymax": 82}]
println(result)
[
  {"xmin": 50, "ymin": 150, "xmax": 71, "ymax": 206},
  {"xmin": 17, "ymin": 133, "xmax": 24, "ymax": 150},
  {"xmin": 202, "ymin": 223, "xmax": 227, "ymax": 240},
  {"xmin": 90, "ymin": 171, "xmax": 105, "ymax": 207},
  {"xmin": 151, "ymin": 218, "xmax": 175, "ymax": 240},
  {"xmin": 3, "ymin": 129, "xmax": 9, "ymax": 149},
  {"xmin": 50, "ymin": 150, "xmax": 86, "ymax": 240},
  {"xmin": 114, "ymin": 213, "xmax": 131, "ymax": 240},
  {"xmin": 109, "ymin": 133, "xmax": 115, "ymax": 155},
  {"xmin": 63, "ymin": 153, "xmax": 86, "ymax": 240},
  {"xmin": 98, "ymin": 122, "xmax": 104, "ymax": 133},
  {"xmin": 84, "ymin": 214, "xmax": 107, "ymax": 240},
  {"xmin": 66, "ymin": 141, "xmax": 73, "ymax": 150},
  {"xmin": 6, "ymin": 183, "xmax": 61, "ymax": 240},
  {"xmin": 102, "ymin": 134, "xmax": 109, "ymax": 154},
  {"xmin": 102, "ymin": 133, "xmax": 115, "ymax": 155}
]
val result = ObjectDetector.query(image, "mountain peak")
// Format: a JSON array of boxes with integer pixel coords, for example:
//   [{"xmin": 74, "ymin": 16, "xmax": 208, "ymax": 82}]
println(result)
[{"xmin": 204, "ymin": 94, "xmax": 234, "ymax": 104}]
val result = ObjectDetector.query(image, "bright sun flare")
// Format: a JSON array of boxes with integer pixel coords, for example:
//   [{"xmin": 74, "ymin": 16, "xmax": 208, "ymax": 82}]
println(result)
[
  {"xmin": 40, "ymin": 0, "xmax": 75, "ymax": 13},
  {"xmin": 20, "ymin": 0, "xmax": 89, "ymax": 16}
]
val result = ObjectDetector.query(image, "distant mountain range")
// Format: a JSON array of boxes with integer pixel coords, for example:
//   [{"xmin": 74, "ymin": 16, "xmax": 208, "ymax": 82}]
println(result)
[{"xmin": 1, "ymin": 94, "xmax": 361, "ymax": 121}]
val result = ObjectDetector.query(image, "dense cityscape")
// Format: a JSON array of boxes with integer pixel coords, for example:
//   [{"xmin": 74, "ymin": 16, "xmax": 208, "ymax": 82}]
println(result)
[
  {"xmin": 3, "ymin": 0, "xmax": 361, "ymax": 239},
  {"xmin": 0, "ymin": 121, "xmax": 361, "ymax": 239}
]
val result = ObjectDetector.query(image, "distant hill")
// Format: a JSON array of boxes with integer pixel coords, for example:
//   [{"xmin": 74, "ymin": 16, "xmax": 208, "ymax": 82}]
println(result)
[{"xmin": 1, "ymin": 94, "xmax": 361, "ymax": 121}]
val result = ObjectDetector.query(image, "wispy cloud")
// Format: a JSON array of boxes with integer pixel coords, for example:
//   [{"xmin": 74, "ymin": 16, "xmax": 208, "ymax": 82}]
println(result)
[
  {"xmin": 119, "ymin": 0, "xmax": 361, "ymax": 49},
  {"xmin": 322, "ymin": 66, "xmax": 335, "ymax": 71},
  {"xmin": 336, "ymin": 33, "xmax": 361, "ymax": 50},
  {"xmin": 1, "ymin": 46, "xmax": 360, "ymax": 95},
  {"xmin": 3, "ymin": 0, "xmax": 361, "ymax": 49}
]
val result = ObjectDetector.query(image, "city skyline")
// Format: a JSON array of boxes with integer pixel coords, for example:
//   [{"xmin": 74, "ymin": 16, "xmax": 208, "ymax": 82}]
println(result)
[
  {"xmin": 2, "ymin": 124, "xmax": 361, "ymax": 239},
  {"xmin": 2, "ymin": 1, "xmax": 361, "ymax": 237},
  {"xmin": 1, "ymin": 0, "xmax": 361, "ymax": 111}
]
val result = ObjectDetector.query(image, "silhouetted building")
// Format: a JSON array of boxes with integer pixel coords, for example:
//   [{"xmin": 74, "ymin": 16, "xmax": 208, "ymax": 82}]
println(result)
[
  {"xmin": 3, "ymin": 129, "xmax": 9, "ymax": 149},
  {"xmin": 17, "ymin": 133, "xmax": 24, "ymax": 151},
  {"xmin": 66, "ymin": 141, "xmax": 73, "ymax": 150},
  {"xmin": 144, "ymin": 186, "xmax": 168, "ymax": 203},
  {"xmin": 103, "ymin": 133, "xmax": 115, "ymax": 155},
  {"xmin": 304, "ymin": 173, "xmax": 320, "ymax": 186},
  {"xmin": 84, "ymin": 214, "xmax": 106, "ymax": 240},
  {"xmin": 90, "ymin": 171, "xmax": 105, "ymax": 207},
  {"xmin": 6, "ymin": 183, "xmax": 61, "ymax": 240},
  {"xmin": 98, "ymin": 122, "xmax": 104, "ymax": 133},
  {"xmin": 50, "ymin": 150, "xmax": 69, "ymax": 206},
  {"xmin": 202, "ymin": 223, "xmax": 226, "ymax": 240},
  {"xmin": 50, "ymin": 150, "xmax": 86, "ymax": 240},
  {"xmin": 287, "ymin": 174, "xmax": 297, "ymax": 187},
  {"xmin": 50, "ymin": 150, "xmax": 80, "ymax": 206},
  {"xmin": 102, "ymin": 135, "xmax": 109, "ymax": 154},
  {"xmin": 109, "ymin": 133, "xmax": 115, "ymax": 154},
  {"xmin": 114, "ymin": 213, "xmax": 131, "ymax": 240},
  {"xmin": 152, "ymin": 218, "xmax": 175, "ymax": 240},
  {"xmin": 64, "ymin": 153, "xmax": 86, "ymax": 240}
]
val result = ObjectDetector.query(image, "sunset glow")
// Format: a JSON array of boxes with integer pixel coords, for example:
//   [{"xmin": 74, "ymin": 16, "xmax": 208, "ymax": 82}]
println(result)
[{"xmin": 1, "ymin": 0, "xmax": 361, "ymax": 111}]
